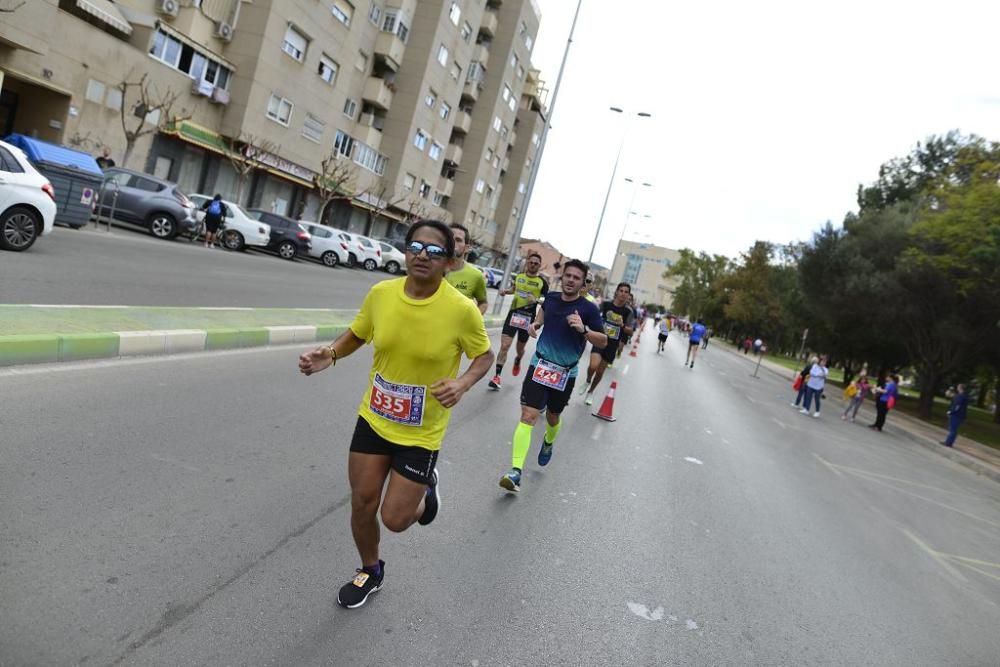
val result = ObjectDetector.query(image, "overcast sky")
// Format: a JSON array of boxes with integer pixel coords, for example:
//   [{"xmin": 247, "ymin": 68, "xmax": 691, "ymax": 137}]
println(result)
[{"xmin": 520, "ymin": 0, "xmax": 1000, "ymax": 268}]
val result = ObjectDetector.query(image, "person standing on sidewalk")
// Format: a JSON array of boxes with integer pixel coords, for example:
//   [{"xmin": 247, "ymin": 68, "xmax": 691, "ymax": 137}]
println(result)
[
  {"xmin": 800, "ymin": 355, "xmax": 829, "ymax": 417},
  {"xmin": 841, "ymin": 371, "xmax": 871, "ymax": 422},
  {"xmin": 298, "ymin": 220, "xmax": 494, "ymax": 609},
  {"xmin": 792, "ymin": 356, "xmax": 816, "ymax": 408},
  {"xmin": 445, "ymin": 223, "xmax": 488, "ymax": 314},
  {"xmin": 942, "ymin": 383, "xmax": 970, "ymax": 446},
  {"xmin": 870, "ymin": 373, "xmax": 899, "ymax": 432},
  {"xmin": 489, "ymin": 253, "xmax": 548, "ymax": 390},
  {"xmin": 498, "ymin": 260, "xmax": 606, "ymax": 493}
]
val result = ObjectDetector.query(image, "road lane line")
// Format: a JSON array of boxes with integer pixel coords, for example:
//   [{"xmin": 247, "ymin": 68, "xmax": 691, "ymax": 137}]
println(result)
[
  {"xmin": 813, "ymin": 453, "xmax": 843, "ymax": 477},
  {"xmin": 150, "ymin": 453, "xmax": 203, "ymax": 473},
  {"xmin": 684, "ymin": 457, "xmax": 703, "ymax": 465},
  {"xmin": 844, "ymin": 471, "xmax": 1000, "ymax": 528},
  {"xmin": 772, "ymin": 417, "xmax": 788, "ymax": 430},
  {"xmin": 823, "ymin": 461, "xmax": 985, "ymax": 500},
  {"xmin": 622, "ymin": 364, "xmax": 630, "ymax": 375},
  {"xmin": 899, "ymin": 528, "xmax": 968, "ymax": 583}
]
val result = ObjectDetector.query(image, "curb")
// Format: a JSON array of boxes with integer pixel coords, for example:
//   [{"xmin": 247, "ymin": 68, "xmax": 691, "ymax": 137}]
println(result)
[{"xmin": 0, "ymin": 318, "xmax": 506, "ymax": 367}]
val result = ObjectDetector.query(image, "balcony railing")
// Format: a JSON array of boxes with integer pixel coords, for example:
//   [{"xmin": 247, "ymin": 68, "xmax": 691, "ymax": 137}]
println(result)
[
  {"xmin": 479, "ymin": 11, "xmax": 498, "ymax": 38},
  {"xmin": 362, "ymin": 77, "xmax": 394, "ymax": 111},
  {"xmin": 374, "ymin": 31, "xmax": 406, "ymax": 71},
  {"xmin": 445, "ymin": 143, "xmax": 463, "ymax": 165},
  {"xmin": 453, "ymin": 110, "xmax": 472, "ymax": 134}
]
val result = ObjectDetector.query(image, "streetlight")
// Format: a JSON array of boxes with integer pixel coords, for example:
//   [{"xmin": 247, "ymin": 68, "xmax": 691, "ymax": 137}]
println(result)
[{"xmin": 587, "ymin": 107, "xmax": 652, "ymax": 264}]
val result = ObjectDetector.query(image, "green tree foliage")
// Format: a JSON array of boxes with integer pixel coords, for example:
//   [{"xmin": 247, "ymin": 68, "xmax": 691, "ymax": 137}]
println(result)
[{"xmin": 663, "ymin": 249, "xmax": 731, "ymax": 321}]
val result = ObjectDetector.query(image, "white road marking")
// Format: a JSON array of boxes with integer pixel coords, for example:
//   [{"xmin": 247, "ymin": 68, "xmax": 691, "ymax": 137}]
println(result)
[
  {"xmin": 622, "ymin": 364, "xmax": 630, "ymax": 375},
  {"xmin": 150, "ymin": 453, "xmax": 202, "ymax": 473},
  {"xmin": 704, "ymin": 428, "xmax": 713, "ymax": 435},
  {"xmin": 684, "ymin": 457, "xmax": 703, "ymax": 465},
  {"xmin": 591, "ymin": 423, "xmax": 604, "ymax": 441},
  {"xmin": 626, "ymin": 602, "xmax": 665, "ymax": 621},
  {"xmin": 772, "ymin": 417, "xmax": 787, "ymax": 429},
  {"xmin": 745, "ymin": 394, "xmax": 757, "ymax": 404},
  {"xmin": 630, "ymin": 492, "xmax": 637, "ymax": 497},
  {"xmin": 721, "ymin": 438, "xmax": 731, "ymax": 445}
]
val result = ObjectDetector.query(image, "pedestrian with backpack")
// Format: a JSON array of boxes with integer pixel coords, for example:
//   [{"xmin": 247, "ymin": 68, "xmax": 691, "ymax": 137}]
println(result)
[{"xmin": 201, "ymin": 194, "xmax": 229, "ymax": 248}]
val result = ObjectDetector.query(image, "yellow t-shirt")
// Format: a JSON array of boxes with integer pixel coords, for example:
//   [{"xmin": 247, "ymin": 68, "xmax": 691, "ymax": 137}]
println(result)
[
  {"xmin": 350, "ymin": 278, "xmax": 491, "ymax": 450},
  {"xmin": 446, "ymin": 262, "xmax": 488, "ymax": 305}
]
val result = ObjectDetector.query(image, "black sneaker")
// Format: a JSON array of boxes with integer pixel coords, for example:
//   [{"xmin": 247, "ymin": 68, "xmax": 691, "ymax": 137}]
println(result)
[
  {"xmin": 418, "ymin": 468, "xmax": 440, "ymax": 526},
  {"xmin": 337, "ymin": 561, "xmax": 385, "ymax": 609}
]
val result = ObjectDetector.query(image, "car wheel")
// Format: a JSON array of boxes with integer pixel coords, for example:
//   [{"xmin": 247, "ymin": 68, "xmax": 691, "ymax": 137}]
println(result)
[
  {"xmin": 222, "ymin": 230, "xmax": 245, "ymax": 251},
  {"xmin": 0, "ymin": 207, "xmax": 40, "ymax": 251},
  {"xmin": 148, "ymin": 213, "xmax": 177, "ymax": 239},
  {"xmin": 278, "ymin": 241, "xmax": 297, "ymax": 260},
  {"xmin": 363, "ymin": 258, "xmax": 377, "ymax": 271},
  {"xmin": 348, "ymin": 252, "xmax": 358, "ymax": 267},
  {"xmin": 322, "ymin": 250, "xmax": 339, "ymax": 267},
  {"xmin": 385, "ymin": 260, "xmax": 400, "ymax": 274}
]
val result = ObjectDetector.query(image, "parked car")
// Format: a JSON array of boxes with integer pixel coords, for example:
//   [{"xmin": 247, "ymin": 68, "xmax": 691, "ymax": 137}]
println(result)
[
  {"xmin": 474, "ymin": 264, "xmax": 503, "ymax": 289},
  {"xmin": 188, "ymin": 194, "xmax": 270, "ymax": 251},
  {"xmin": 95, "ymin": 167, "xmax": 198, "ymax": 239},
  {"xmin": 246, "ymin": 209, "xmax": 312, "ymax": 259},
  {"xmin": 376, "ymin": 240, "xmax": 406, "ymax": 274},
  {"xmin": 0, "ymin": 139, "xmax": 56, "ymax": 251},
  {"xmin": 376, "ymin": 236, "xmax": 407, "ymax": 254},
  {"xmin": 298, "ymin": 221, "xmax": 351, "ymax": 268},
  {"xmin": 337, "ymin": 230, "xmax": 381, "ymax": 270}
]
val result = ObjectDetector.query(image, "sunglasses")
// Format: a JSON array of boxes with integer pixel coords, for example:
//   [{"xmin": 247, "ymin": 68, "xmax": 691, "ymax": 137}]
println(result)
[{"xmin": 406, "ymin": 240, "xmax": 449, "ymax": 259}]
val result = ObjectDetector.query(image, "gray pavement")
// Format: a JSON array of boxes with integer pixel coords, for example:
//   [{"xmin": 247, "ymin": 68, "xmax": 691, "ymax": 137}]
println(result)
[{"xmin": 2, "ymin": 331, "xmax": 999, "ymax": 666}]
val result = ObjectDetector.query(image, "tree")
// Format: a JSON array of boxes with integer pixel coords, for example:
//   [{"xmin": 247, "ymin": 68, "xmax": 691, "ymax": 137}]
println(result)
[
  {"xmin": 313, "ymin": 154, "xmax": 357, "ymax": 224},
  {"xmin": 118, "ymin": 73, "xmax": 193, "ymax": 168},
  {"xmin": 663, "ymin": 249, "xmax": 732, "ymax": 321},
  {"xmin": 721, "ymin": 241, "xmax": 789, "ymax": 343},
  {"xmin": 223, "ymin": 133, "xmax": 279, "ymax": 205},
  {"xmin": 356, "ymin": 177, "xmax": 409, "ymax": 237}
]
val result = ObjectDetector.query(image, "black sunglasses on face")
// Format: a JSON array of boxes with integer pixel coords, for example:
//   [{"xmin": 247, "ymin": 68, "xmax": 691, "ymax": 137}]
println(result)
[{"xmin": 406, "ymin": 240, "xmax": 449, "ymax": 259}]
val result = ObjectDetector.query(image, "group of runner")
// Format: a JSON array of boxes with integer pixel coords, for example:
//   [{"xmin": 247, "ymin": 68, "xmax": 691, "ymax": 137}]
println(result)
[{"xmin": 298, "ymin": 221, "xmax": 651, "ymax": 609}]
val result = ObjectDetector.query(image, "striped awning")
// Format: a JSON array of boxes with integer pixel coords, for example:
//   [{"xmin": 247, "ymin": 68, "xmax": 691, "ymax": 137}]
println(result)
[{"xmin": 75, "ymin": 0, "xmax": 133, "ymax": 35}]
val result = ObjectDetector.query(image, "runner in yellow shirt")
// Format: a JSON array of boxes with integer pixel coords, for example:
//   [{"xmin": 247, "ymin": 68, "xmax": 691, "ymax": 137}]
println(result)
[
  {"xmin": 445, "ymin": 223, "xmax": 488, "ymax": 314},
  {"xmin": 489, "ymin": 252, "xmax": 548, "ymax": 389},
  {"xmin": 298, "ymin": 220, "xmax": 494, "ymax": 609}
]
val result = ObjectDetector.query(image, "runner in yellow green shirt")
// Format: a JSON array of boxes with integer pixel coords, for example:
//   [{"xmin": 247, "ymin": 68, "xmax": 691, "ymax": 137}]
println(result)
[
  {"xmin": 445, "ymin": 223, "xmax": 488, "ymax": 314},
  {"xmin": 489, "ymin": 252, "xmax": 548, "ymax": 390},
  {"xmin": 298, "ymin": 220, "xmax": 494, "ymax": 609}
]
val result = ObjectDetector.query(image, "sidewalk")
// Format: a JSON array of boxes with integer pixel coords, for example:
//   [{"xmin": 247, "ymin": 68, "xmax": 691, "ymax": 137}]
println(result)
[
  {"xmin": 0, "ymin": 304, "xmax": 505, "ymax": 367},
  {"xmin": 712, "ymin": 339, "xmax": 1000, "ymax": 483}
]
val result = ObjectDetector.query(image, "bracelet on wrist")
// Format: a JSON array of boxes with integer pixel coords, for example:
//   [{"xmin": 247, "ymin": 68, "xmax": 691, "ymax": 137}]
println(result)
[{"xmin": 326, "ymin": 345, "xmax": 337, "ymax": 365}]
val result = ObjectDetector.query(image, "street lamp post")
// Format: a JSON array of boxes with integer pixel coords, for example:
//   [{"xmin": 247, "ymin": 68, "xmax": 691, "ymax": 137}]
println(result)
[{"xmin": 587, "ymin": 108, "xmax": 651, "ymax": 264}]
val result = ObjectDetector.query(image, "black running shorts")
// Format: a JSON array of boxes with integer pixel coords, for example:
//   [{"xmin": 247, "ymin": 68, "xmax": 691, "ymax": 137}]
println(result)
[
  {"xmin": 520, "ymin": 365, "xmax": 577, "ymax": 415},
  {"xmin": 501, "ymin": 308, "xmax": 535, "ymax": 342},
  {"xmin": 688, "ymin": 339, "xmax": 701, "ymax": 348},
  {"xmin": 204, "ymin": 216, "xmax": 222, "ymax": 233},
  {"xmin": 658, "ymin": 333, "xmax": 668, "ymax": 343},
  {"xmin": 593, "ymin": 340, "xmax": 618, "ymax": 364},
  {"xmin": 349, "ymin": 416, "xmax": 438, "ymax": 485}
]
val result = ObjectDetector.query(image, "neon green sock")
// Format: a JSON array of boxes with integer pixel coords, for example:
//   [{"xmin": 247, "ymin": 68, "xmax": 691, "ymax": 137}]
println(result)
[
  {"xmin": 512, "ymin": 422, "xmax": 533, "ymax": 469},
  {"xmin": 544, "ymin": 418, "xmax": 562, "ymax": 445}
]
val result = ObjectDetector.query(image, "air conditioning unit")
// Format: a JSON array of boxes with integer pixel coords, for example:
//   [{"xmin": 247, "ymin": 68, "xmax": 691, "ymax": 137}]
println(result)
[
  {"xmin": 215, "ymin": 21, "xmax": 234, "ymax": 42},
  {"xmin": 210, "ymin": 87, "xmax": 231, "ymax": 105},
  {"xmin": 156, "ymin": 0, "xmax": 179, "ymax": 17},
  {"xmin": 191, "ymin": 79, "xmax": 213, "ymax": 97}
]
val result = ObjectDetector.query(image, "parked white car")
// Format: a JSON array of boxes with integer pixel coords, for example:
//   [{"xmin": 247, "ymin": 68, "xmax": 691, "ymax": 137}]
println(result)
[
  {"xmin": 0, "ymin": 139, "xmax": 56, "ymax": 251},
  {"xmin": 354, "ymin": 234, "xmax": 383, "ymax": 271},
  {"xmin": 189, "ymin": 194, "xmax": 271, "ymax": 251},
  {"xmin": 376, "ymin": 240, "xmax": 405, "ymax": 274},
  {"xmin": 298, "ymin": 221, "xmax": 351, "ymax": 268}
]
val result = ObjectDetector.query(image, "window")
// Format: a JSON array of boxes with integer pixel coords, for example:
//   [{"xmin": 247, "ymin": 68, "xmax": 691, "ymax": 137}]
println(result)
[
  {"xmin": 485, "ymin": 148, "xmax": 494, "ymax": 162},
  {"xmin": 437, "ymin": 44, "xmax": 448, "ymax": 67},
  {"xmin": 517, "ymin": 65, "xmax": 525, "ymax": 80},
  {"xmin": 267, "ymin": 94, "xmax": 293, "ymax": 125},
  {"xmin": 425, "ymin": 89, "xmax": 437, "ymax": 108},
  {"xmin": 526, "ymin": 35, "xmax": 533, "ymax": 50},
  {"xmin": 493, "ymin": 155, "xmax": 500, "ymax": 169},
  {"xmin": 500, "ymin": 125, "xmax": 508, "ymax": 139},
  {"xmin": 85, "ymin": 79, "xmax": 105, "ymax": 103},
  {"xmin": 448, "ymin": 2, "xmax": 461, "ymax": 25},
  {"xmin": 318, "ymin": 54, "xmax": 338, "ymax": 84},
  {"xmin": 332, "ymin": 0, "xmax": 354, "ymax": 26},
  {"xmin": 478, "ymin": 214, "xmax": 485, "ymax": 226},
  {"xmin": 450, "ymin": 61, "xmax": 462, "ymax": 81},
  {"xmin": 356, "ymin": 50, "xmax": 368, "ymax": 72},
  {"xmin": 508, "ymin": 96, "xmax": 517, "ymax": 112},
  {"xmin": 486, "ymin": 184, "xmax": 494, "ymax": 200},
  {"xmin": 468, "ymin": 209, "xmax": 477, "ymax": 224},
  {"xmin": 343, "ymin": 98, "xmax": 357, "ymax": 118},
  {"xmin": 519, "ymin": 21, "xmax": 527, "ymax": 35},
  {"xmin": 0, "ymin": 146, "xmax": 24, "ymax": 173},
  {"xmin": 440, "ymin": 102, "xmax": 451, "ymax": 120},
  {"xmin": 511, "ymin": 53, "xmax": 519, "ymax": 69},
  {"xmin": 518, "ymin": 182, "xmax": 526, "ymax": 194},
  {"xmin": 492, "ymin": 116, "xmax": 502, "ymax": 132},
  {"xmin": 105, "ymin": 87, "xmax": 122, "ymax": 110},
  {"xmin": 149, "ymin": 28, "xmax": 233, "ymax": 90},
  {"xmin": 381, "ymin": 10, "xmax": 409, "ymax": 42},
  {"xmin": 433, "ymin": 191, "xmax": 445, "ymax": 206},
  {"xmin": 502, "ymin": 83, "xmax": 512, "ymax": 101},
  {"xmin": 461, "ymin": 21, "xmax": 472, "ymax": 42},
  {"xmin": 531, "ymin": 132, "xmax": 540, "ymax": 146},
  {"xmin": 334, "ymin": 129, "xmax": 355, "ymax": 158},
  {"xmin": 413, "ymin": 129, "xmax": 429, "ymax": 151},
  {"xmin": 525, "ymin": 157, "xmax": 533, "ymax": 170},
  {"xmin": 282, "ymin": 25, "xmax": 308, "ymax": 61},
  {"xmin": 403, "ymin": 173, "xmax": 416, "ymax": 191},
  {"xmin": 419, "ymin": 180, "xmax": 431, "ymax": 198},
  {"xmin": 475, "ymin": 179, "xmax": 485, "ymax": 193},
  {"xmin": 512, "ymin": 207, "xmax": 519, "ymax": 219},
  {"xmin": 429, "ymin": 142, "xmax": 443, "ymax": 160},
  {"xmin": 368, "ymin": 2, "xmax": 381, "ymax": 24},
  {"xmin": 303, "ymin": 114, "xmax": 325, "ymax": 143},
  {"xmin": 354, "ymin": 141, "xmax": 387, "ymax": 174}
]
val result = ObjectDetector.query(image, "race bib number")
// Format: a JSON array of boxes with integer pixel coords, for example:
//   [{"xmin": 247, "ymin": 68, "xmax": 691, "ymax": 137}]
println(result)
[
  {"xmin": 604, "ymin": 323, "xmax": 621, "ymax": 340},
  {"xmin": 510, "ymin": 313, "xmax": 531, "ymax": 330},
  {"xmin": 532, "ymin": 359, "xmax": 570, "ymax": 391},
  {"xmin": 368, "ymin": 373, "xmax": 425, "ymax": 426}
]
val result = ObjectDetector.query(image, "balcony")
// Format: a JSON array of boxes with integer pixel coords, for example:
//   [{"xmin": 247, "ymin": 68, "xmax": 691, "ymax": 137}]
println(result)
[
  {"xmin": 362, "ymin": 77, "xmax": 394, "ymax": 111},
  {"xmin": 453, "ymin": 110, "xmax": 472, "ymax": 135},
  {"xmin": 437, "ymin": 177, "xmax": 455, "ymax": 198},
  {"xmin": 444, "ymin": 143, "xmax": 463, "ymax": 165},
  {"xmin": 462, "ymin": 79, "xmax": 481, "ymax": 103},
  {"xmin": 473, "ymin": 43, "xmax": 489, "ymax": 68},
  {"xmin": 502, "ymin": 156, "xmax": 510, "ymax": 172},
  {"xmin": 374, "ymin": 31, "xmax": 406, "ymax": 71},
  {"xmin": 479, "ymin": 11, "xmax": 498, "ymax": 38},
  {"xmin": 356, "ymin": 114, "xmax": 383, "ymax": 150}
]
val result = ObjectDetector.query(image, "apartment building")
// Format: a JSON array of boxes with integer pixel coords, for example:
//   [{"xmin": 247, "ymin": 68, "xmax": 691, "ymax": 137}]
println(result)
[
  {"xmin": 0, "ymin": 0, "xmax": 544, "ymax": 246},
  {"xmin": 608, "ymin": 239, "xmax": 683, "ymax": 310}
]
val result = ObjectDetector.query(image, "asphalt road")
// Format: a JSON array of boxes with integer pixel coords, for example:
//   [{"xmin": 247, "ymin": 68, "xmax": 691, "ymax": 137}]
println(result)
[{"xmin": 2, "ymin": 331, "xmax": 999, "ymax": 666}]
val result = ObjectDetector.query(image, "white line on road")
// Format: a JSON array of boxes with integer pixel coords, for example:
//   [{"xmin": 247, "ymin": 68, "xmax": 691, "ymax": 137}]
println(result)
[
  {"xmin": 622, "ymin": 364, "xmax": 630, "ymax": 375},
  {"xmin": 812, "ymin": 453, "xmax": 843, "ymax": 477},
  {"xmin": 745, "ymin": 394, "xmax": 758, "ymax": 404},
  {"xmin": 704, "ymin": 428, "xmax": 713, "ymax": 435},
  {"xmin": 150, "ymin": 452, "xmax": 203, "ymax": 473},
  {"xmin": 772, "ymin": 417, "xmax": 787, "ymax": 429},
  {"xmin": 591, "ymin": 423, "xmax": 604, "ymax": 441},
  {"xmin": 684, "ymin": 457, "xmax": 703, "ymax": 465}
]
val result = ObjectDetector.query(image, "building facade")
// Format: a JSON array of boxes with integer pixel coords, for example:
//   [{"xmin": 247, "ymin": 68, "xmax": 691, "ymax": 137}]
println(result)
[
  {"xmin": 0, "ymin": 0, "xmax": 543, "ymax": 245},
  {"xmin": 608, "ymin": 239, "xmax": 682, "ymax": 311}
]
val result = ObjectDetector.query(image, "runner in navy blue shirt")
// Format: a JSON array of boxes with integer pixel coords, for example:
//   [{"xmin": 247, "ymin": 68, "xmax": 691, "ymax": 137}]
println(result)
[
  {"xmin": 685, "ymin": 318, "xmax": 707, "ymax": 368},
  {"xmin": 499, "ymin": 259, "xmax": 606, "ymax": 493}
]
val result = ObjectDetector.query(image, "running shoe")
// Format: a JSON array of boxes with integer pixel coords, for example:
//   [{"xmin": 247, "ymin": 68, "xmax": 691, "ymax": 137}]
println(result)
[
  {"xmin": 585, "ymin": 393, "xmax": 594, "ymax": 406},
  {"xmin": 579, "ymin": 384, "xmax": 590, "ymax": 396},
  {"xmin": 512, "ymin": 357, "xmax": 523, "ymax": 376},
  {"xmin": 499, "ymin": 469, "xmax": 522, "ymax": 492},
  {"xmin": 488, "ymin": 375, "xmax": 502, "ymax": 390},
  {"xmin": 538, "ymin": 441, "xmax": 553, "ymax": 466},
  {"xmin": 689, "ymin": 362, "xmax": 694, "ymax": 368},
  {"xmin": 799, "ymin": 408, "xmax": 809, "ymax": 414},
  {"xmin": 338, "ymin": 561, "xmax": 385, "ymax": 609},
  {"xmin": 418, "ymin": 468, "xmax": 440, "ymax": 526}
]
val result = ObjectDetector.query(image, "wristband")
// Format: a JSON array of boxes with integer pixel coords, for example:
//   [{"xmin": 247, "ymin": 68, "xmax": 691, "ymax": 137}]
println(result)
[{"xmin": 326, "ymin": 345, "xmax": 337, "ymax": 365}]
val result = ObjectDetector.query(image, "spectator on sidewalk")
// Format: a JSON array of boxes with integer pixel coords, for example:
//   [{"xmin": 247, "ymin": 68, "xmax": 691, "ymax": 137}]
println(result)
[
  {"xmin": 800, "ymin": 355, "xmax": 828, "ymax": 418},
  {"xmin": 95, "ymin": 146, "xmax": 115, "ymax": 170},
  {"xmin": 792, "ymin": 355, "xmax": 816, "ymax": 409},
  {"xmin": 841, "ymin": 371, "xmax": 870, "ymax": 422},
  {"xmin": 870, "ymin": 373, "xmax": 899, "ymax": 432},
  {"xmin": 942, "ymin": 383, "xmax": 970, "ymax": 447}
]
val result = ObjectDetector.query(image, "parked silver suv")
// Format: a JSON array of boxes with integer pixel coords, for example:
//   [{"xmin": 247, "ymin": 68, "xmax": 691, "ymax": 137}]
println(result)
[{"xmin": 96, "ymin": 167, "xmax": 198, "ymax": 239}]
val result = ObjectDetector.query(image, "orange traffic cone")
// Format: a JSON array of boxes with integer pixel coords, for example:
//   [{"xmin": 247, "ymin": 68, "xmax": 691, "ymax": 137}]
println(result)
[{"xmin": 592, "ymin": 381, "xmax": 618, "ymax": 422}]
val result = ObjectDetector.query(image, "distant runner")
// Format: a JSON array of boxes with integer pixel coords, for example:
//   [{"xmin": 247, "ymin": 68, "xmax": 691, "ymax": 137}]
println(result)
[
  {"xmin": 685, "ymin": 318, "xmax": 707, "ymax": 369},
  {"xmin": 490, "ymin": 253, "xmax": 548, "ymax": 389},
  {"xmin": 580, "ymin": 282, "xmax": 634, "ymax": 406},
  {"xmin": 657, "ymin": 315, "xmax": 670, "ymax": 353}
]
